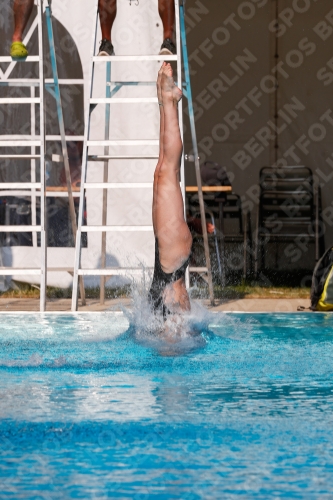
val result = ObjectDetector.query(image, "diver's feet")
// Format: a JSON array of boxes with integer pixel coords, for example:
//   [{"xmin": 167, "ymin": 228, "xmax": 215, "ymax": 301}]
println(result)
[
  {"xmin": 98, "ymin": 39, "xmax": 115, "ymax": 56},
  {"xmin": 157, "ymin": 62, "xmax": 165, "ymax": 105},
  {"xmin": 10, "ymin": 41, "xmax": 28, "ymax": 59},
  {"xmin": 159, "ymin": 38, "xmax": 176, "ymax": 55},
  {"xmin": 161, "ymin": 63, "xmax": 182, "ymax": 104}
]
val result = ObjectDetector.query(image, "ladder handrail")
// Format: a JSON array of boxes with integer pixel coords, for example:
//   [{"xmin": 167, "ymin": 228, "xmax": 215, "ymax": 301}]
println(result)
[
  {"xmin": 71, "ymin": 0, "xmax": 99, "ymax": 311},
  {"xmin": 35, "ymin": 0, "xmax": 46, "ymax": 310},
  {"xmin": 44, "ymin": 0, "xmax": 86, "ymax": 305},
  {"xmin": 179, "ymin": 1, "xmax": 215, "ymax": 304}
]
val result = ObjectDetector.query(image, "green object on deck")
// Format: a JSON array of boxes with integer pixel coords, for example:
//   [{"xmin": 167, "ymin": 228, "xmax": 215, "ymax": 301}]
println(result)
[{"xmin": 10, "ymin": 42, "xmax": 28, "ymax": 59}]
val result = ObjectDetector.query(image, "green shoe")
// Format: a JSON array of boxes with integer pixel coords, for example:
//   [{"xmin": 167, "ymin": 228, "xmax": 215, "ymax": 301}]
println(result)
[{"xmin": 10, "ymin": 41, "xmax": 28, "ymax": 59}]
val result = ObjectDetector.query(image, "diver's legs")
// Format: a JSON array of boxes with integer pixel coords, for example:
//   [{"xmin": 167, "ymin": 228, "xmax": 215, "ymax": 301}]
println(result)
[
  {"xmin": 152, "ymin": 63, "xmax": 166, "ymax": 231},
  {"xmin": 152, "ymin": 63, "xmax": 192, "ymax": 273}
]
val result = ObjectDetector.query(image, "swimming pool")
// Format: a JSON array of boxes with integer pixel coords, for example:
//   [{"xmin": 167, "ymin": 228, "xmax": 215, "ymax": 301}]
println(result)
[{"xmin": 1, "ymin": 311, "xmax": 333, "ymax": 498}]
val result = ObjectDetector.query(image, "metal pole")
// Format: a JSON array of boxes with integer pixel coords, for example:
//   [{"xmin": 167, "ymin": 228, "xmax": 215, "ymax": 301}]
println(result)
[
  {"xmin": 72, "ymin": 0, "xmax": 99, "ymax": 310},
  {"xmin": 315, "ymin": 185, "xmax": 319, "ymax": 262},
  {"xmin": 273, "ymin": 0, "xmax": 279, "ymax": 165},
  {"xmin": 218, "ymin": 199, "xmax": 226, "ymax": 287},
  {"xmin": 37, "ymin": 0, "xmax": 46, "ymax": 311},
  {"xmin": 179, "ymin": 2, "xmax": 215, "ymax": 305},
  {"xmin": 174, "ymin": 0, "xmax": 189, "ymax": 288},
  {"xmin": 100, "ymin": 62, "xmax": 111, "ymax": 304},
  {"xmin": 243, "ymin": 213, "xmax": 247, "ymax": 281},
  {"xmin": 30, "ymin": 86, "xmax": 38, "ymax": 248},
  {"xmin": 44, "ymin": 0, "xmax": 86, "ymax": 305}
]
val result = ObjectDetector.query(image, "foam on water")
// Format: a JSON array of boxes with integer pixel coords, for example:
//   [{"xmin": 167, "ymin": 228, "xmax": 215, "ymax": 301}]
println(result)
[{"xmin": 122, "ymin": 277, "xmax": 254, "ymax": 355}]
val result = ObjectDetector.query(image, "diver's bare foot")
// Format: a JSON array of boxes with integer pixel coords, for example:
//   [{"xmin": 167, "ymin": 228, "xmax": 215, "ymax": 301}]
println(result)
[
  {"xmin": 161, "ymin": 63, "xmax": 182, "ymax": 104},
  {"xmin": 157, "ymin": 62, "xmax": 165, "ymax": 105}
]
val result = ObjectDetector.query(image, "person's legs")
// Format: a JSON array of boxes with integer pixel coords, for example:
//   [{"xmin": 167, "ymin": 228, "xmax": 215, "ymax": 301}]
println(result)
[
  {"xmin": 98, "ymin": 0, "xmax": 117, "ymax": 41},
  {"xmin": 158, "ymin": 0, "xmax": 176, "ymax": 55},
  {"xmin": 10, "ymin": 0, "xmax": 34, "ymax": 58},
  {"xmin": 98, "ymin": 0, "xmax": 117, "ymax": 55},
  {"xmin": 158, "ymin": 0, "xmax": 175, "ymax": 41},
  {"xmin": 152, "ymin": 63, "xmax": 192, "ymax": 274},
  {"xmin": 12, "ymin": 0, "xmax": 34, "ymax": 42}
]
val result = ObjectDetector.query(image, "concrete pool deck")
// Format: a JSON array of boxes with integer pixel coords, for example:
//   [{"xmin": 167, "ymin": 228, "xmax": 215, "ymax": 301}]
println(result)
[{"xmin": 0, "ymin": 297, "xmax": 310, "ymax": 312}]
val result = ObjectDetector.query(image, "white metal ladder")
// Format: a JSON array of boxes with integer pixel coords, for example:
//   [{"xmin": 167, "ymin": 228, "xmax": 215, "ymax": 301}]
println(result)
[
  {"xmin": 0, "ymin": 0, "xmax": 46, "ymax": 310},
  {"xmin": 0, "ymin": 0, "xmax": 85, "ymax": 310},
  {"xmin": 71, "ymin": 0, "xmax": 214, "ymax": 310}
]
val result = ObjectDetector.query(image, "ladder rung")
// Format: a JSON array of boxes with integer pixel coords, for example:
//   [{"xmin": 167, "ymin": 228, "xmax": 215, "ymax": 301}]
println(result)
[
  {"xmin": 46, "ymin": 135, "xmax": 84, "ymax": 141},
  {"xmin": 0, "ymin": 135, "xmax": 84, "ymax": 142},
  {"xmin": 0, "ymin": 98, "xmax": 40, "ymax": 104},
  {"xmin": 78, "ymin": 268, "xmax": 153, "ymax": 276},
  {"xmin": 0, "ymin": 183, "xmax": 41, "ymax": 189},
  {"xmin": 0, "ymin": 190, "xmax": 79, "ymax": 198},
  {"xmin": 87, "ymin": 140, "xmax": 158, "ymax": 146},
  {"xmin": 45, "ymin": 79, "xmax": 84, "ymax": 85},
  {"xmin": 0, "ymin": 225, "xmax": 42, "ymax": 232},
  {"xmin": 90, "ymin": 97, "xmax": 158, "ymax": 104},
  {"xmin": 0, "ymin": 141, "xmax": 41, "ymax": 147},
  {"xmin": 189, "ymin": 267, "xmax": 208, "ymax": 273},
  {"xmin": 0, "ymin": 268, "xmax": 74, "ymax": 275},
  {"xmin": 0, "ymin": 268, "xmax": 41, "ymax": 276},
  {"xmin": 112, "ymin": 81, "xmax": 155, "ymax": 85},
  {"xmin": 0, "ymin": 154, "xmax": 41, "ymax": 159},
  {"xmin": 88, "ymin": 155, "xmax": 158, "ymax": 160},
  {"xmin": 0, "ymin": 267, "xmax": 74, "ymax": 274},
  {"xmin": 83, "ymin": 182, "xmax": 152, "ymax": 189},
  {"xmin": 80, "ymin": 226, "xmax": 152, "ymax": 232},
  {"xmin": 93, "ymin": 55, "xmax": 177, "ymax": 62},
  {"xmin": 0, "ymin": 56, "xmax": 40, "ymax": 62},
  {"xmin": 0, "ymin": 79, "xmax": 84, "ymax": 86},
  {"xmin": 47, "ymin": 267, "xmax": 74, "ymax": 272}
]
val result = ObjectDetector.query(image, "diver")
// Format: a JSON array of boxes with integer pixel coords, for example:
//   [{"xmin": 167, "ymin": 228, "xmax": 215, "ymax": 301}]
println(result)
[{"xmin": 148, "ymin": 63, "xmax": 192, "ymax": 319}]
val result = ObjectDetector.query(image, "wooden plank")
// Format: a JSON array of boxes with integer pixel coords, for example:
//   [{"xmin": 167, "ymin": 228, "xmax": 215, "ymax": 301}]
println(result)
[
  {"xmin": 45, "ymin": 186, "xmax": 80, "ymax": 192},
  {"xmin": 186, "ymin": 186, "xmax": 232, "ymax": 193}
]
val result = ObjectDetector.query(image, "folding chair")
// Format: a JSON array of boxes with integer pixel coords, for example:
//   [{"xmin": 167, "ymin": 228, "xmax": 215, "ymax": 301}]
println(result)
[{"xmin": 254, "ymin": 165, "xmax": 323, "ymax": 275}]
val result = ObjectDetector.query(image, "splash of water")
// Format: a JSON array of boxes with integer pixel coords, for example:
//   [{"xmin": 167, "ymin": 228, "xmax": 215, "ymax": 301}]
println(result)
[
  {"xmin": 116, "ymin": 269, "xmax": 256, "ymax": 354},
  {"xmin": 117, "ymin": 272, "xmax": 213, "ymax": 355}
]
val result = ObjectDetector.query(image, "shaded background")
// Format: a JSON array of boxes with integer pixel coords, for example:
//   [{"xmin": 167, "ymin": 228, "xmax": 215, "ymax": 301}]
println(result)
[{"xmin": 184, "ymin": 0, "xmax": 333, "ymax": 273}]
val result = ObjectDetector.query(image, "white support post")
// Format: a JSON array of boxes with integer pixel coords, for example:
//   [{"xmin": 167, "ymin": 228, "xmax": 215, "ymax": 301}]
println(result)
[
  {"xmin": 37, "ymin": 0, "xmax": 47, "ymax": 311},
  {"xmin": 71, "ymin": 0, "xmax": 100, "ymax": 311}
]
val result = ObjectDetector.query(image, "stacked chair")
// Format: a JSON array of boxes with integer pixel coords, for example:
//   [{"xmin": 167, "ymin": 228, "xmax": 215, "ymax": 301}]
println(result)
[
  {"xmin": 254, "ymin": 165, "xmax": 324, "ymax": 275},
  {"xmin": 187, "ymin": 161, "xmax": 253, "ymax": 285},
  {"xmin": 217, "ymin": 193, "xmax": 253, "ymax": 281}
]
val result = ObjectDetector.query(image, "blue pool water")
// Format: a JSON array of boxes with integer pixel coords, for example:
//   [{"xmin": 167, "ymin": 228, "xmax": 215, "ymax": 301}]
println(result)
[{"xmin": 1, "ymin": 311, "xmax": 333, "ymax": 498}]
